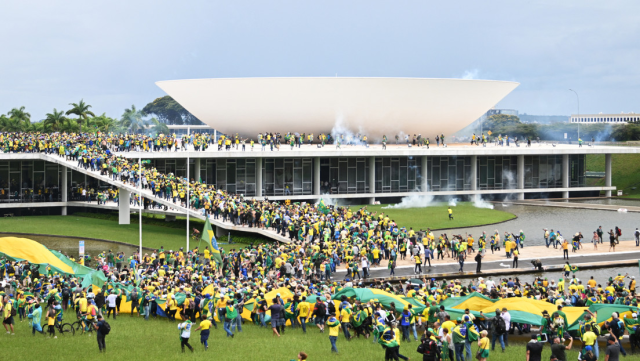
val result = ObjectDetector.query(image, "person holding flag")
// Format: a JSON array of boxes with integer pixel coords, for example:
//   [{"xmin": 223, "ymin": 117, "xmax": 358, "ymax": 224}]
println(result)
[{"xmin": 201, "ymin": 216, "xmax": 222, "ymax": 265}]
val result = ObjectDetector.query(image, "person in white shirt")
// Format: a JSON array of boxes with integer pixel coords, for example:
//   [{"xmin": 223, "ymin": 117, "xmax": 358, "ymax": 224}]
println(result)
[
  {"xmin": 501, "ymin": 308, "xmax": 511, "ymax": 346},
  {"xmin": 178, "ymin": 320, "xmax": 194, "ymax": 353},
  {"xmin": 106, "ymin": 290, "xmax": 118, "ymax": 319},
  {"xmin": 361, "ymin": 256, "xmax": 369, "ymax": 279}
]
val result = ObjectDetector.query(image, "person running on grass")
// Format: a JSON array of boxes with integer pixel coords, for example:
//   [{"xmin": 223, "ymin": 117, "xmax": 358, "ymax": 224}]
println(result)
[
  {"xmin": 178, "ymin": 319, "xmax": 195, "ymax": 353},
  {"xmin": 194, "ymin": 316, "xmax": 213, "ymax": 350}
]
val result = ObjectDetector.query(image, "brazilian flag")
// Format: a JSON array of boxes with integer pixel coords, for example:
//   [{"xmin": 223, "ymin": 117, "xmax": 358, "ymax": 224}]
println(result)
[
  {"xmin": 569, "ymin": 264, "xmax": 579, "ymax": 273},
  {"xmin": 201, "ymin": 217, "xmax": 222, "ymax": 265},
  {"xmin": 379, "ymin": 327, "xmax": 399, "ymax": 348},
  {"xmin": 318, "ymin": 199, "xmax": 330, "ymax": 215}
]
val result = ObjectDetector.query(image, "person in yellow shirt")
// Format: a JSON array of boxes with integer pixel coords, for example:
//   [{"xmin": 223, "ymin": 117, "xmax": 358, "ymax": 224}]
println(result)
[
  {"xmin": 326, "ymin": 313, "xmax": 341, "ymax": 353},
  {"xmin": 194, "ymin": 317, "xmax": 213, "ymax": 350},
  {"xmin": 167, "ymin": 295, "xmax": 178, "ymax": 321},
  {"xmin": 477, "ymin": 330, "xmax": 490, "ymax": 361},
  {"xmin": 78, "ymin": 295, "xmax": 88, "ymax": 314},
  {"xmin": 297, "ymin": 297, "xmax": 311, "ymax": 333},
  {"xmin": 3, "ymin": 298, "xmax": 14, "ymax": 334},
  {"xmin": 47, "ymin": 306, "xmax": 57, "ymax": 338}
]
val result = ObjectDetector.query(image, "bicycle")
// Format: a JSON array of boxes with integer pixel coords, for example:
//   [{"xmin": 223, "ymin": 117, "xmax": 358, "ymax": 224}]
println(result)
[
  {"xmin": 54, "ymin": 319, "xmax": 75, "ymax": 336},
  {"xmin": 71, "ymin": 317, "xmax": 97, "ymax": 334}
]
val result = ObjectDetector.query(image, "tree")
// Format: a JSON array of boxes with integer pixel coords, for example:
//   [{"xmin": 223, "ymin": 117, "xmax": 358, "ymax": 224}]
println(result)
[
  {"xmin": 0, "ymin": 115, "xmax": 26, "ymax": 132},
  {"xmin": 94, "ymin": 113, "xmax": 119, "ymax": 133},
  {"xmin": 120, "ymin": 104, "xmax": 146, "ymax": 133},
  {"xmin": 484, "ymin": 114, "xmax": 521, "ymax": 130},
  {"xmin": 148, "ymin": 117, "xmax": 169, "ymax": 136},
  {"xmin": 66, "ymin": 99, "xmax": 96, "ymax": 128},
  {"xmin": 43, "ymin": 108, "xmax": 67, "ymax": 132},
  {"xmin": 142, "ymin": 95, "xmax": 202, "ymax": 125},
  {"xmin": 7, "ymin": 106, "xmax": 31, "ymax": 127}
]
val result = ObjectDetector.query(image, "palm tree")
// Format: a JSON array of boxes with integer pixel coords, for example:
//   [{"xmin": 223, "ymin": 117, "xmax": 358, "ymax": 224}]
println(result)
[
  {"xmin": 0, "ymin": 115, "xmax": 26, "ymax": 132},
  {"xmin": 66, "ymin": 99, "xmax": 95, "ymax": 128},
  {"xmin": 120, "ymin": 105, "xmax": 146, "ymax": 133},
  {"xmin": 58, "ymin": 118, "xmax": 79, "ymax": 133},
  {"xmin": 7, "ymin": 106, "xmax": 31, "ymax": 128},
  {"xmin": 94, "ymin": 113, "xmax": 117, "ymax": 132},
  {"xmin": 149, "ymin": 117, "xmax": 169, "ymax": 136},
  {"xmin": 43, "ymin": 108, "xmax": 67, "ymax": 132}
]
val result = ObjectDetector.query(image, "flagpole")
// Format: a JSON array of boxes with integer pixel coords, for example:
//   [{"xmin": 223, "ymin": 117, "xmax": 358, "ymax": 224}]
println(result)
[
  {"xmin": 187, "ymin": 155, "xmax": 190, "ymax": 251},
  {"xmin": 139, "ymin": 157, "xmax": 142, "ymax": 259}
]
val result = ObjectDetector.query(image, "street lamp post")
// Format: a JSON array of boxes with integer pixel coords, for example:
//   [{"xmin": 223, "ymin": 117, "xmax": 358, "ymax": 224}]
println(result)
[{"xmin": 569, "ymin": 89, "xmax": 580, "ymax": 141}]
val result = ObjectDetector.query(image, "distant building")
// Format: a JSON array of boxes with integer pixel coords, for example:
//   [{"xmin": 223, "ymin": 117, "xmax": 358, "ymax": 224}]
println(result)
[
  {"xmin": 519, "ymin": 114, "xmax": 569, "ymax": 124},
  {"xmin": 570, "ymin": 113, "xmax": 639, "ymax": 124},
  {"xmin": 486, "ymin": 108, "xmax": 518, "ymax": 117},
  {"xmin": 167, "ymin": 124, "xmax": 217, "ymax": 136}
]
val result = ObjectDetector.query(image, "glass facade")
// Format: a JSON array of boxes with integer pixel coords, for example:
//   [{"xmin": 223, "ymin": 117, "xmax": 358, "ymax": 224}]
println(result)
[
  {"xmin": 0, "ymin": 155, "xmax": 591, "ymax": 203},
  {"xmin": 524, "ymin": 155, "xmax": 562, "ymax": 189},
  {"xmin": 151, "ymin": 158, "xmax": 257, "ymax": 196},
  {"xmin": 375, "ymin": 157, "xmax": 418, "ymax": 193},
  {"xmin": 321, "ymin": 157, "xmax": 371, "ymax": 194},
  {"xmin": 0, "ymin": 160, "xmax": 62, "ymax": 202},
  {"xmin": 569, "ymin": 155, "xmax": 586, "ymax": 187},
  {"xmin": 478, "ymin": 156, "xmax": 518, "ymax": 190},
  {"xmin": 426, "ymin": 156, "xmax": 472, "ymax": 191},
  {"xmin": 263, "ymin": 158, "xmax": 313, "ymax": 196}
]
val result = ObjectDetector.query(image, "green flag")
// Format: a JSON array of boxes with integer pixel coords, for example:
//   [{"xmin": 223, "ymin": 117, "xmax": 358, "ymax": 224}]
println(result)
[
  {"xmin": 318, "ymin": 199, "xmax": 330, "ymax": 215},
  {"xmin": 201, "ymin": 217, "xmax": 222, "ymax": 264}
]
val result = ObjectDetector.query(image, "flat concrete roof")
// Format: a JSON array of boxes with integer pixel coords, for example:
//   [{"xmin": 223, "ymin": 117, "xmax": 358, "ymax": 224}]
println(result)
[{"xmin": 112, "ymin": 143, "xmax": 640, "ymax": 159}]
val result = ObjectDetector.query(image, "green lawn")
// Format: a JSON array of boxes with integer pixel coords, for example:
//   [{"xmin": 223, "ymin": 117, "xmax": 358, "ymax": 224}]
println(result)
[
  {"xmin": 365, "ymin": 202, "xmax": 515, "ymax": 230},
  {"xmin": 586, "ymin": 153, "xmax": 640, "ymax": 196},
  {"xmin": 0, "ymin": 214, "xmax": 260, "ymax": 251},
  {"xmin": 3, "ymin": 314, "xmax": 587, "ymax": 361}
]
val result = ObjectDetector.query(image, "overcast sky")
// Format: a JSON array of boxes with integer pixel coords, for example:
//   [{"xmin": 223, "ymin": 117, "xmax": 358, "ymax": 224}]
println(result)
[{"xmin": 1, "ymin": 1, "xmax": 638, "ymax": 121}]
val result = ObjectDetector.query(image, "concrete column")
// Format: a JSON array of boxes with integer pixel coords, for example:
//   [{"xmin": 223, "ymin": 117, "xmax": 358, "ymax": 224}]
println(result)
[
  {"xmin": 61, "ymin": 167, "xmax": 68, "ymax": 216},
  {"xmin": 119, "ymin": 189, "xmax": 131, "ymax": 225},
  {"xmin": 421, "ymin": 156, "xmax": 428, "ymax": 192},
  {"xmin": 470, "ymin": 155, "xmax": 478, "ymax": 203},
  {"xmin": 194, "ymin": 158, "xmax": 201, "ymax": 182},
  {"xmin": 368, "ymin": 156, "xmax": 376, "ymax": 204},
  {"xmin": 517, "ymin": 155, "xmax": 525, "ymax": 200},
  {"xmin": 313, "ymin": 157, "xmax": 321, "ymax": 196},
  {"xmin": 470, "ymin": 155, "xmax": 478, "ymax": 191},
  {"xmin": 605, "ymin": 154, "xmax": 612, "ymax": 197},
  {"xmin": 562, "ymin": 154, "xmax": 570, "ymax": 199},
  {"xmin": 256, "ymin": 157, "xmax": 263, "ymax": 197}
]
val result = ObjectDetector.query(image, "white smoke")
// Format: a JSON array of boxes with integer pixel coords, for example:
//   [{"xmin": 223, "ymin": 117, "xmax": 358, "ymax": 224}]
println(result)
[
  {"xmin": 448, "ymin": 198, "xmax": 458, "ymax": 207},
  {"xmin": 318, "ymin": 197, "xmax": 339, "ymax": 207},
  {"xmin": 330, "ymin": 114, "xmax": 369, "ymax": 145},
  {"xmin": 473, "ymin": 195, "xmax": 494, "ymax": 209},
  {"xmin": 382, "ymin": 194, "xmax": 435, "ymax": 209}
]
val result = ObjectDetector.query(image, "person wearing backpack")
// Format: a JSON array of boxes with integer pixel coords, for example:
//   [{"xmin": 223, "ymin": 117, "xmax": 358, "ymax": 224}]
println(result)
[
  {"xmin": 488, "ymin": 309, "xmax": 506, "ymax": 352},
  {"xmin": 606, "ymin": 313, "xmax": 627, "ymax": 356},
  {"xmin": 93, "ymin": 314, "xmax": 110, "ymax": 353},
  {"xmin": 417, "ymin": 330, "xmax": 441, "ymax": 361},
  {"xmin": 61, "ymin": 286, "xmax": 71, "ymax": 311},
  {"xmin": 129, "ymin": 289, "xmax": 139, "ymax": 317}
]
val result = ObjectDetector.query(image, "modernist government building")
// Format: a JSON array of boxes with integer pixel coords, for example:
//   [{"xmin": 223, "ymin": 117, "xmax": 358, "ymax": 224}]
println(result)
[{"xmin": 1, "ymin": 78, "xmax": 638, "ymax": 220}]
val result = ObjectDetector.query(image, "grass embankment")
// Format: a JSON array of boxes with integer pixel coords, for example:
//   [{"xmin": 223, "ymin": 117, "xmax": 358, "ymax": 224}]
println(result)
[
  {"xmin": 586, "ymin": 153, "xmax": 640, "ymax": 196},
  {"xmin": 3, "ymin": 315, "xmax": 585, "ymax": 361},
  {"xmin": 0, "ymin": 213, "xmax": 264, "ymax": 251},
  {"xmin": 366, "ymin": 202, "xmax": 516, "ymax": 230}
]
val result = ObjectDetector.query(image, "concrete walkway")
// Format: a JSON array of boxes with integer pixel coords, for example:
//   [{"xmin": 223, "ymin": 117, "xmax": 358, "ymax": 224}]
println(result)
[
  {"xmin": 504, "ymin": 200, "xmax": 640, "ymax": 213},
  {"xmin": 35, "ymin": 153, "xmax": 291, "ymax": 244},
  {"xmin": 336, "ymin": 240, "xmax": 640, "ymax": 279}
]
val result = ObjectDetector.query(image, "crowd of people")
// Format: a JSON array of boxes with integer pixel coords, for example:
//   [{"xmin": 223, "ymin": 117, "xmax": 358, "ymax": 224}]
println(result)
[
  {"xmin": 1, "ymin": 246, "xmax": 639, "ymax": 360},
  {"xmin": 0, "ymin": 131, "xmax": 638, "ymax": 361}
]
